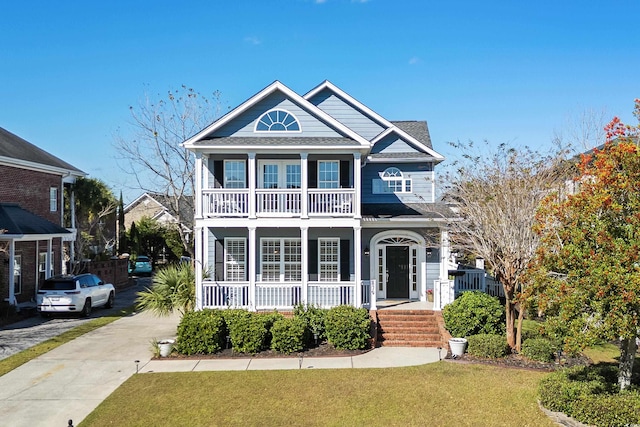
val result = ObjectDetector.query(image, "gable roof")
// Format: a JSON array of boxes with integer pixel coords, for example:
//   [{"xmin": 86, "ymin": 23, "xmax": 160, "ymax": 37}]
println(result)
[
  {"xmin": 304, "ymin": 81, "xmax": 444, "ymax": 162},
  {"xmin": 0, "ymin": 127, "xmax": 86, "ymax": 179},
  {"xmin": 182, "ymin": 81, "xmax": 371, "ymax": 149},
  {"xmin": 125, "ymin": 192, "xmax": 194, "ymax": 229},
  {"xmin": 0, "ymin": 203, "xmax": 71, "ymax": 240}
]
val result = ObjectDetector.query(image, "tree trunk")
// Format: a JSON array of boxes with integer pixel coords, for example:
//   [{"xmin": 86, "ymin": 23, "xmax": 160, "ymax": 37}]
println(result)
[
  {"xmin": 505, "ymin": 299, "xmax": 516, "ymax": 349},
  {"xmin": 515, "ymin": 306, "xmax": 525, "ymax": 352},
  {"xmin": 618, "ymin": 335, "xmax": 638, "ymax": 391}
]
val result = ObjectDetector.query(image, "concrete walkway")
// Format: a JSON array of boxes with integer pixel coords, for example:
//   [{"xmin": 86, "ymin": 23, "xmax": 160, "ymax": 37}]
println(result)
[{"xmin": 0, "ymin": 309, "xmax": 442, "ymax": 427}]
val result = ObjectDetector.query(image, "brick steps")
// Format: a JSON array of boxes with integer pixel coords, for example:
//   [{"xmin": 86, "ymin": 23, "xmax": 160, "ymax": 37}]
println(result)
[{"xmin": 376, "ymin": 309, "xmax": 447, "ymax": 348}]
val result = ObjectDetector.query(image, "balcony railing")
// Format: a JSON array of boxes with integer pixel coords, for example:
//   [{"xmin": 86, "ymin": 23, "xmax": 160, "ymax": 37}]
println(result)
[{"xmin": 202, "ymin": 188, "xmax": 355, "ymax": 217}]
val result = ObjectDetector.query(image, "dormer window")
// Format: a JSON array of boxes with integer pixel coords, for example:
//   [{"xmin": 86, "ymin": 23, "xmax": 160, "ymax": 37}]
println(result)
[
  {"xmin": 255, "ymin": 109, "xmax": 301, "ymax": 132},
  {"xmin": 373, "ymin": 167, "xmax": 412, "ymax": 194}
]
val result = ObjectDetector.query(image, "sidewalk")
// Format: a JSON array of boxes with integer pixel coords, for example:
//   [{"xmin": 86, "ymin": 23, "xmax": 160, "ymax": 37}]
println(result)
[{"xmin": 0, "ymin": 308, "xmax": 442, "ymax": 427}]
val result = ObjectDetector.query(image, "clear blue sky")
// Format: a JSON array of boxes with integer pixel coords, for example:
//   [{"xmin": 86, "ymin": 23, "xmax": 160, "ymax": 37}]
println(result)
[{"xmin": 2, "ymin": 0, "xmax": 639, "ymax": 203}]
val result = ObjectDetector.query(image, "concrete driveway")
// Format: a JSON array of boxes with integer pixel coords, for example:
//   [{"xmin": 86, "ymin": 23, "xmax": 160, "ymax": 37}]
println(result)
[
  {"xmin": 0, "ymin": 278, "xmax": 151, "ymax": 361},
  {"xmin": 0, "ymin": 309, "xmax": 179, "ymax": 427}
]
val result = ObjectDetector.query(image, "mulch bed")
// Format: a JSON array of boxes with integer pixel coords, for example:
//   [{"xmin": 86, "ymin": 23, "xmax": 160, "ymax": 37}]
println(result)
[
  {"xmin": 164, "ymin": 341, "xmax": 371, "ymax": 360},
  {"xmin": 446, "ymin": 352, "xmax": 592, "ymax": 371}
]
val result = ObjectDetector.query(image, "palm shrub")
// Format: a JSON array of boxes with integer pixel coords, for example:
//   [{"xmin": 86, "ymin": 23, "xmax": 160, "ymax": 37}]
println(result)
[
  {"xmin": 136, "ymin": 262, "xmax": 196, "ymax": 316},
  {"xmin": 442, "ymin": 291, "xmax": 505, "ymax": 337},
  {"xmin": 324, "ymin": 305, "xmax": 371, "ymax": 350}
]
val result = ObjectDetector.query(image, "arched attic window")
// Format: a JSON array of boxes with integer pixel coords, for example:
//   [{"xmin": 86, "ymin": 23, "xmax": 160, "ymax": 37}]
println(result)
[{"xmin": 255, "ymin": 109, "xmax": 301, "ymax": 132}]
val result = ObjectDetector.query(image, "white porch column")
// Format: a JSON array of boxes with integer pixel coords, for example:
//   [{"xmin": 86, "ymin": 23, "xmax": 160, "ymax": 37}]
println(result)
[
  {"xmin": 300, "ymin": 226, "xmax": 308, "ymax": 305},
  {"xmin": 69, "ymin": 188, "xmax": 76, "ymax": 267},
  {"xmin": 195, "ymin": 152, "xmax": 203, "ymax": 219},
  {"xmin": 354, "ymin": 226, "xmax": 362, "ymax": 307},
  {"xmin": 440, "ymin": 229, "xmax": 450, "ymax": 281},
  {"xmin": 194, "ymin": 225, "xmax": 204, "ymax": 310},
  {"xmin": 248, "ymin": 153, "xmax": 256, "ymax": 219},
  {"xmin": 46, "ymin": 239, "xmax": 52, "ymax": 279},
  {"xmin": 300, "ymin": 153, "xmax": 308, "ymax": 219},
  {"xmin": 248, "ymin": 226, "xmax": 257, "ymax": 311},
  {"xmin": 7, "ymin": 240, "xmax": 15, "ymax": 305},
  {"xmin": 353, "ymin": 153, "xmax": 361, "ymax": 219}
]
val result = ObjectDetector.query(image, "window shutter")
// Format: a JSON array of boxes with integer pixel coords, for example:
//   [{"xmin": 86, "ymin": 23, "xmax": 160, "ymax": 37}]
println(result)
[
  {"xmin": 340, "ymin": 160, "xmax": 349, "ymax": 188},
  {"xmin": 213, "ymin": 160, "xmax": 224, "ymax": 188},
  {"xmin": 308, "ymin": 161, "xmax": 317, "ymax": 188},
  {"xmin": 340, "ymin": 240, "xmax": 350, "ymax": 281},
  {"xmin": 308, "ymin": 239, "xmax": 318, "ymax": 280},
  {"xmin": 215, "ymin": 239, "xmax": 224, "ymax": 281}
]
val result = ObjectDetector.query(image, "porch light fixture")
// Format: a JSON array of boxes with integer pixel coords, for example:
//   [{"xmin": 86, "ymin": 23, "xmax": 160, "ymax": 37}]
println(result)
[
  {"xmin": 426, "ymin": 248, "xmax": 432, "ymax": 257},
  {"xmin": 364, "ymin": 247, "xmax": 370, "ymax": 256}
]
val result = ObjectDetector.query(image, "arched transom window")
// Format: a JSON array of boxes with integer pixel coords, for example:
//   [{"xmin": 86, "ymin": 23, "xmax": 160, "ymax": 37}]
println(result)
[{"xmin": 255, "ymin": 109, "xmax": 301, "ymax": 132}]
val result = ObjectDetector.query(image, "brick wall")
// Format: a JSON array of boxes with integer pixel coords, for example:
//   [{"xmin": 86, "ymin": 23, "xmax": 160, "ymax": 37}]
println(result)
[{"xmin": 0, "ymin": 165, "xmax": 62, "ymax": 224}]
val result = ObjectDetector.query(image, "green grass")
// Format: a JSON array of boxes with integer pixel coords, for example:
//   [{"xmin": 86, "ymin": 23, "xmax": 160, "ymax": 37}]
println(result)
[
  {"xmin": 80, "ymin": 362, "xmax": 554, "ymax": 427},
  {"xmin": 0, "ymin": 306, "xmax": 136, "ymax": 377},
  {"xmin": 582, "ymin": 342, "xmax": 621, "ymax": 364}
]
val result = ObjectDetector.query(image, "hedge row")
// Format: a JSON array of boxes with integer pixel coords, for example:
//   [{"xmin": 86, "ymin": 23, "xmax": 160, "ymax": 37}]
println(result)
[
  {"xmin": 539, "ymin": 365, "xmax": 640, "ymax": 427},
  {"xmin": 176, "ymin": 305, "xmax": 371, "ymax": 355}
]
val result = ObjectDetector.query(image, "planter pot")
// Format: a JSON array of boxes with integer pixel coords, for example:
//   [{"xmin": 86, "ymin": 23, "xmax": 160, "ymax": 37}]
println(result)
[
  {"xmin": 449, "ymin": 338, "xmax": 467, "ymax": 357},
  {"xmin": 427, "ymin": 293, "xmax": 434, "ymax": 302},
  {"xmin": 158, "ymin": 339, "xmax": 175, "ymax": 357}
]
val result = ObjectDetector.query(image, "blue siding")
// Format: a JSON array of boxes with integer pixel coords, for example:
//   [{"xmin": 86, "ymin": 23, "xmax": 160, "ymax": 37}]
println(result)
[
  {"xmin": 361, "ymin": 163, "xmax": 434, "ymax": 204},
  {"xmin": 212, "ymin": 93, "xmax": 343, "ymax": 138},
  {"xmin": 372, "ymin": 133, "xmax": 419, "ymax": 155},
  {"xmin": 309, "ymin": 89, "xmax": 385, "ymax": 140}
]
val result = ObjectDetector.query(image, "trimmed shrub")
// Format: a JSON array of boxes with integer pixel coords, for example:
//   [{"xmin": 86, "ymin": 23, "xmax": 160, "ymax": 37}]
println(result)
[
  {"xmin": 519, "ymin": 319, "xmax": 543, "ymax": 341},
  {"xmin": 521, "ymin": 338, "xmax": 556, "ymax": 363},
  {"xmin": 293, "ymin": 303, "xmax": 327, "ymax": 343},
  {"xmin": 466, "ymin": 334, "xmax": 509, "ymax": 358},
  {"xmin": 259, "ymin": 311, "xmax": 285, "ymax": 348},
  {"xmin": 224, "ymin": 310, "xmax": 269, "ymax": 354},
  {"xmin": 442, "ymin": 291, "xmax": 505, "ymax": 338},
  {"xmin": 325, "ymin": 305, "xmax": 371, "ymax": 350},
  {"xmin": 271, "ymin": 317, "xmax": 307, "ymax": 354},
  {"xmin": 176, "ymin": 309, "xmax": 226, "ymax": 355},
  {"xmin": 572, "ymin": 391, "xmax": 640, "ymax": 427}
]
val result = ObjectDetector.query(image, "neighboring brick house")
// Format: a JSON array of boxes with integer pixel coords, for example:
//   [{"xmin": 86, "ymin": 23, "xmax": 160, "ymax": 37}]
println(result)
[{"xmin": 0, "ymin": 127, "xmax": 85, "ymax": 308}]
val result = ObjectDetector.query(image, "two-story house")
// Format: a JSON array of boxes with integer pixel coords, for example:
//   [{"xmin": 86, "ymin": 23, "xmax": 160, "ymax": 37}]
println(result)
[
  {"xmin": 183, "ymin": 81, "xmax": 456, "ymax": 313},
  {"xmin": 0, "ymin": 127, "xmax": 85, "ymax": 309}
]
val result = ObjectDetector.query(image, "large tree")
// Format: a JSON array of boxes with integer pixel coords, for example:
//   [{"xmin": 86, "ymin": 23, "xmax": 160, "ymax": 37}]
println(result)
[
  {"xmin": 65, "ymin": 177, "xmax": 118, "ymax": 268},
  {"xmin": 444, "ymin": 141, "xmax": 570, "ymax": 350},
  {"xmin": 114, "ymin": 86, "xmax": 223, "ymax": 257},
  {"xmin": 532, "ymin": 100, "xmax": 640, "ymax": 390}
]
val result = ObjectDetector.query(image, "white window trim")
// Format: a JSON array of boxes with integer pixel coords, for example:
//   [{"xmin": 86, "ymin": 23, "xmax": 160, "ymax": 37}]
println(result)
[
  {"xmin": 372, "ymin": 168, "xmax": 412, "ymax": 194},
  {"xmin": 224, "ymin": 238, "xmax": 246, "ymax": 282},
  {"xmin": 318, "ymin": 160, "xmax": 340, "ymax": 189},
  {"xmin": 223, "ymin": 160, "xmax": 246, "ymax": 189},
  {"xmin": 254, "ymin": 109, "xmax": 302, "ymax": 133},
  {"xmin": 318, "ymin": 238, "xmax": 340, "ymax": 281},
  {"xmin": 260, "ymin": 238, "xmax": 301, "ymax": 282},
  {"xmin": 257, "ymin": 160, "xmax": 301, "ymax": 189},
  {"xmin": 50, "ymin": 187, "xmax": 58, "ymax": 212}
]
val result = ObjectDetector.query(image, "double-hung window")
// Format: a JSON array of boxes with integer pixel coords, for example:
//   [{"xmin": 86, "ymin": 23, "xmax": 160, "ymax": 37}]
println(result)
[
  {"xmin": 319, "ymin": 238, "xmax": 339, "ymax": 281},
  {"xmin": 224, "ymin": 161, "xmax": 246, "ymax": 188},
  {"xmin": 224, "ymin": 238, "xmax": 246, "ymax": 281},
  {"xmin": 318, "ymin": 161, "xmax": 339, "ymax": 189},
  {"xmin": 260, "ymin": 238, "xmax": 301, "ymax": 281},
  {"xmin": 50, "ymin": 187, "xmax": 58, "ymax": 212}
]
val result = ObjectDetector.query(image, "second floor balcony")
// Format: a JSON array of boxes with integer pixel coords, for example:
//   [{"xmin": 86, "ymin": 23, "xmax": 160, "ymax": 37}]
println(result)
[{"xmin": 202, "ymin": 188, "xmax": 356, "ymax": 218}]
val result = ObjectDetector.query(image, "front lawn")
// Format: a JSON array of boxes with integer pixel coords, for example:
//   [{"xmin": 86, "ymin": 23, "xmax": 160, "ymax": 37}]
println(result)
[{"xmin": 80, "ymin": 361, "xmax": 553, "ymax": 427}]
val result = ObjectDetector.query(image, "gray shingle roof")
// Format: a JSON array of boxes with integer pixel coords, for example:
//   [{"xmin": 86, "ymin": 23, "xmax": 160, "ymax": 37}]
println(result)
[
  {"xmin": 0, "ymin": 127, "xmax": 85, "ymax": 174},
  {"xmin": 368, "ymin": 152, "xmax": 435, "ymax": 160},
  {"xmin": 194, "ymin": 137, "xmax": 359, "ymax": 147},
  {"xmin": 0, "ymin": 203, "xmax": 71, "ymax": 236},
  {"xmin": 391, "ymin": 121, "xmax": 432, "ymax": 149},
  {"xmin": 362, "ymin": 203, "xmax": 455, "ymax": 219}
]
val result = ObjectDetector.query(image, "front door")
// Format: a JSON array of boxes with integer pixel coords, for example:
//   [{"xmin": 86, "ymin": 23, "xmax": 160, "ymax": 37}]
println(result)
[{"xmin": 386, "ymin": 246, "xmax": 409, "ymax": 298}]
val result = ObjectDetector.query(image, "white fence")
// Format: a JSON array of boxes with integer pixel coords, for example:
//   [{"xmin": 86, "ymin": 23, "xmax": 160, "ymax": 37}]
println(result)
[{"xmin": 454, "ymin": 269, "xmax": 504, "ymax": 298}]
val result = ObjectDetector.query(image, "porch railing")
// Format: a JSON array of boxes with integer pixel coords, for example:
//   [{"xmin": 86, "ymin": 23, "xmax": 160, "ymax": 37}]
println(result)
[
  {"xmin": 201, "ymin": 280, "xmax": 370, "ymax": 310},
  {"xmin": 454, "ymin": 269, "xmax": 505, "ymax": 298},
  {"xmin": 308, "ymin": 189, "xmax": 354, "ymax": 216}
]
